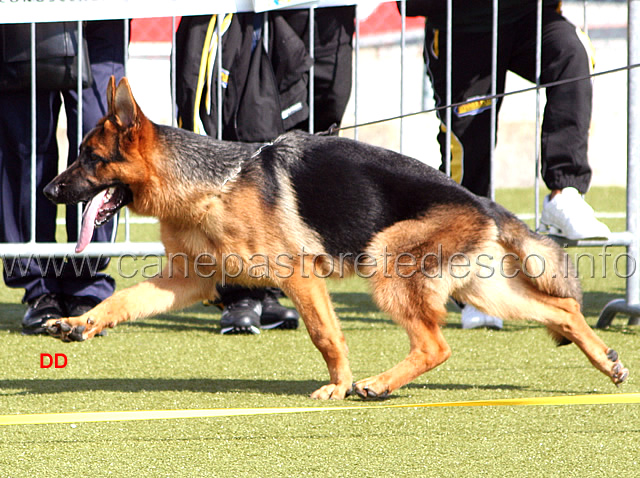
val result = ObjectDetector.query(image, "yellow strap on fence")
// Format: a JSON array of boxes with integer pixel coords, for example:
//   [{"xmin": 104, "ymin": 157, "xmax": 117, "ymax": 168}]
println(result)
[{"xmin": 2, "ymin": 393, "xmax": 639, "ymax": 426}]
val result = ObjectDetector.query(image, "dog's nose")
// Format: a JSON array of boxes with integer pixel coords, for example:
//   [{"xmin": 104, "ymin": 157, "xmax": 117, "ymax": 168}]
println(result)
[{"xmin": 43, "ymin": 182, "xmax": 60, "ymax": 202}]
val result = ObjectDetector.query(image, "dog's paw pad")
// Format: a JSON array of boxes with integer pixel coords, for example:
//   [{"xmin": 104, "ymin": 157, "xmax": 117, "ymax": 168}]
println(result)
[{"xmin": 607, "ymin": 349, "xmax": 619, "ymax": 362}]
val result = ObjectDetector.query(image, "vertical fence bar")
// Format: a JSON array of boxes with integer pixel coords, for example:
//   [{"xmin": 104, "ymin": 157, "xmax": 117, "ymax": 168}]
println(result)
[
  {"xmin": 309, "ymin": 6, "xmax": 315, "ymax": 134},
  {"xmin": 627, "ymin": 0, "xmax": 640, "ymax": 324},
  {"xmin": 488, "ymin": 0, "xmax": 498, "ymax": 201},
  {"xmin": 399, "ymin": 0, "xmax": 406, "ymax": 153},
  {"xmin": 216, "ymin": 16, "xmax": 223, "ymax": 141},
  {"xmin": 30, "ymin": 22, "xmax": 37, "ymax": 244},
  {"xmin": 583, "ymin": 0, "xmax": 589, "ymax": 34},
  {"xmin": 534, "ymin": 0, "xmax": 543, "ymax": 230},
  {"xmin": 76, "ymin": 21, "xmax": 84, "ymax": 236},
  {"xmin": 444, "ymin": 0, "xmax": 452, "ymax": 177},
  {"xmin": 76, "ymin": 21, "xmax": 84, "ymax": 149},
  {"xmin": 263, "ymin": 12, "xmax": 269, "ymax": 53},
  {"xmin": 124, "ymin": 19, "xmax": 129, "ymax": 75},
  {"xmin": 354, "ymin": 5, "xmax": 359, "ymax": 141},
  {"xmin": 171, "ymin": 16, "xmax": 177, "ymax": 128},
  {"xmin": 124, "ymin": 19, "xmax": 131, "ymax": 242}
]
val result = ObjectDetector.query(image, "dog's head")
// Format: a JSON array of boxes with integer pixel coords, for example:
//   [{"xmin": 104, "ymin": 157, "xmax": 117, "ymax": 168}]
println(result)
[{"xmin": 44, "ymin": 76, "xmax": 151, "ymax": 252}]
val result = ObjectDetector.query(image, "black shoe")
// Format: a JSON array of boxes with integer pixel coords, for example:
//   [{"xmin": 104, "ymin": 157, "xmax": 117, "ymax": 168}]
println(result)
[
  {"xmin": 260, "ymin": 292, "xmax": 299, "ymax": 330},
  {"xmin": 64, "ymin": 295, "xmax": 101, "ymax": 317},
  {"xmin": 63, "ymin": 295, "xmax": 107, "ymax": 336},
  {"xmin": 220, "ymin": 298, "xmax": 262, "ymax": 335},
  {"xmin": 22, "ymin": 293, "xmax": 64, "ymax": 335}
]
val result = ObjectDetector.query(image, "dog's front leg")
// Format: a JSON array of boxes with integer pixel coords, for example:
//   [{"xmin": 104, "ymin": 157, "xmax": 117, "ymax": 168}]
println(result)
[
  {"xmin": 281, "ymin": 275, "xmax": 353, "ymax": 400},
  {"xmin": 45, "ymin": 274, "xmax": 208, "ymax": 341}
]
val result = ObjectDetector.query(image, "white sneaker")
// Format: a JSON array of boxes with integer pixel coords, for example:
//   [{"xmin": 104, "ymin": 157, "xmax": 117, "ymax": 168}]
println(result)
[
  {"xmin": 461, "ymin": 304, "xmax": 503, "ymax": 330},
  {"xmin": 539, "ymin": 187, "xmax": 610, "ymax": 240}
]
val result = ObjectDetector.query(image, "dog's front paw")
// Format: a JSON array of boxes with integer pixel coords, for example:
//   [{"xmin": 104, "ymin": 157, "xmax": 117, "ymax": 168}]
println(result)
[
  {"xmin": 45, "ymin": 316, "xmax": 107, "ymax": 342},
  {"xmin": 45, "ymin": 318, "xmax": 85, "ymax": 341}
]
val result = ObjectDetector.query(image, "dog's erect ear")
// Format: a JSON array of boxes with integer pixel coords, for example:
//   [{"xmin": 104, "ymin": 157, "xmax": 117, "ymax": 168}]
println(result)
[
  {"xmin": 113, "ymin": 77, "xmax": 140, "ymax": 129},
  {"xmin": 106, "ymin": 75, "xmax": 117, "ymax": 116}
]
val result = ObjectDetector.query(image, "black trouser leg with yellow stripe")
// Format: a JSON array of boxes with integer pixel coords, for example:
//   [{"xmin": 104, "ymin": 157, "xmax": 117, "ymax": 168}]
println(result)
[{"xmin": 424, "ymin": 7, "xmax": 593, "ymax": 198}]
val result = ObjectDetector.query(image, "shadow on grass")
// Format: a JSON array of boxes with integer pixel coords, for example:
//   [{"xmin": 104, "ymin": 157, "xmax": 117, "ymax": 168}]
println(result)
[
  {"xmin": 582, "ymin": 290, "xmax": 630, "ymax": 319},
  {"xmin": 331, "ymin": 292, "xmax": 460, "ymax": 325},
  {"xmin": 405, "ymin": 382, "xmax": 524, "ymax": 392},
  {"xmin": 0, "ymin": 378, "xmax": 324, "ymax": 397},
  {"xmin": 122, "ymin": 314, "xmax": 222, "ymax": 333},
  {"xmin": 331, "ymin": 292, "xmax": 378, "ymax": 314},
  {"xmin": 0, "ymin": 303, "xmax": 220, "ymax": 335},
  {"xmin": 0, "ymin": 302, "xmax": 26, "ymax": 325},
  {"xmin": 0, "ymin": 377, "xmax": 538, "ymax": 398}
]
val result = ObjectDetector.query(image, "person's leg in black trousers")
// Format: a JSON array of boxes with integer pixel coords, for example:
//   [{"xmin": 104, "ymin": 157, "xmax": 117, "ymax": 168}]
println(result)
[
  {"xmin": 506, "ymin": 9, "xmax": 609, "ymax": 239},
  {"xmin": 0, "ymin": 20, "xmax": 125, "ymax": 334},
  {"xmin": 214, "ymin": 8, "xmax": 355, "ymax": 335}
]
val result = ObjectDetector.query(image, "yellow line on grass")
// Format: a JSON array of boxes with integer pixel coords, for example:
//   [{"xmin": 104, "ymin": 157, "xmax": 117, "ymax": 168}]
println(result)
[{"xmin": 2, "ymin": 393, "xmax": 639, "ymax": 426}]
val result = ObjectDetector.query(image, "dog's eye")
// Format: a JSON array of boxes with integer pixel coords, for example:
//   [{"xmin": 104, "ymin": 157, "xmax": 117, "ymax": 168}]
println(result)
[{"xmin": 89, "ymin": 152, "xmax": 108, "ymax": 164}]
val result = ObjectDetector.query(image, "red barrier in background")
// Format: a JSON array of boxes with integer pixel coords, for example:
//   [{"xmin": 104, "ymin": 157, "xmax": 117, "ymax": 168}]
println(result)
[{"xmin": 129, "ymin": 3, "xmax": 424, "ymax": 43}]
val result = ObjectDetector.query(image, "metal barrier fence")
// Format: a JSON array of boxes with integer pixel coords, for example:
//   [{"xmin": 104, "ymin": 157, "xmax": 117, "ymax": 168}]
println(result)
[{"xmin": 1, "ymin": 0, "xmax": 638, "ymax": 325}]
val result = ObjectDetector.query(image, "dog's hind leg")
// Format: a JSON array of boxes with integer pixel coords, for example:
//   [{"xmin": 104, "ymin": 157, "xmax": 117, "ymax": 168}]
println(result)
[
  {"xmin": 281, "ymin": 274, "xmax": 353, "ymax": 400},
  {"xmin": 536, "ymin": 295, "xmax": 629, "ymax": 385},
  {"xmin": 352, "ymin": 209, "xmax": 490, "ymax": 398},
  {"xmin": 354, "ymin": 274, "xmax": 452, "ymax": 399},
  {"xmin": 459, "ymin": 276, "xmax": 629, "ymax": 386}
]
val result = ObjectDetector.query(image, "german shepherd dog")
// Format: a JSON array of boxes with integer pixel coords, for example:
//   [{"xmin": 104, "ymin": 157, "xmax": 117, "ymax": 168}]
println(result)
[{"xmin": 43, "ymin": 77, "xmax": 628, "ymax": 399}]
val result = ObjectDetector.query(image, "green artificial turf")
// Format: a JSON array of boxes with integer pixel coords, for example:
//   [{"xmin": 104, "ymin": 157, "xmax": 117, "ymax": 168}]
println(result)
[{"xmin": 0, "ymin": 187, "xmax": 638, "ymax": 477}]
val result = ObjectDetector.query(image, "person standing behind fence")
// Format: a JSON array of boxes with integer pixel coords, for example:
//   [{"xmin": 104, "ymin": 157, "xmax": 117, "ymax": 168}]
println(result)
[
  {"xmin": 406, "ymin": 0, "xmax": 610, "ymax": 329},
  {"xmin": 0, "ymin": 20, "xmax": 125, "ymax": 335},
  {"xmin": 175, "ymin": 7, "xmax": 355, "ymax": 334}
]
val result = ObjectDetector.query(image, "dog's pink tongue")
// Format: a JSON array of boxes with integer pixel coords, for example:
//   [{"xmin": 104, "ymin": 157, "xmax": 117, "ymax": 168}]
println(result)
[{"xmin": 75, "ymin": 189, "xmax": 108, "ymax": 253}]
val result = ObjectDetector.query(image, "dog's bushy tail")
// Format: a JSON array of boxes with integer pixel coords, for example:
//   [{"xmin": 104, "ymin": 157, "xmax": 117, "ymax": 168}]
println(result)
[{"xmin": 490, "ymin": 202, "xmax": 582, "ymax": 345}]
